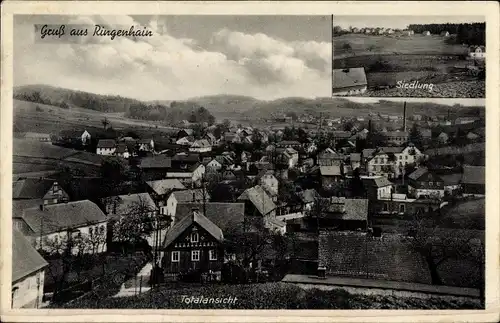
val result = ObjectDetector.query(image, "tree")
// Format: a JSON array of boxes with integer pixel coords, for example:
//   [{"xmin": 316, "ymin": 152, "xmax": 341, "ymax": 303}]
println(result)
[
  {"xmin": 101, "ymin": 117, "xmax": 110, "ymax": 130},
  {"xmin": 307, "ymin": 197, "xmax": 331, "ymax": 233},
  {"xmin": 409, "ymin": 124, "xmax": 424, "ymax": 148},
  {"xmin": 404, "ymin": 210, "xmax": 482, "ymax": 286},
  {"xmin": 343, "ymin": 120, "xmax": 354, "ymax": 132},
  {"xmin": 342, "ymin": 42, "xmax": 352, "ymax": 53}
]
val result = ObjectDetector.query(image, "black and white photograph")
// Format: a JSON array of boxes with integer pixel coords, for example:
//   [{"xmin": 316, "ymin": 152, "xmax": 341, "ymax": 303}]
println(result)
[
  {"xmin": 5, "ymin": 10, "xmax": 491, "ymax": 314},
  {"xmin": 332, "ymin": 16, "xmax": 486, "ymax": 98}
]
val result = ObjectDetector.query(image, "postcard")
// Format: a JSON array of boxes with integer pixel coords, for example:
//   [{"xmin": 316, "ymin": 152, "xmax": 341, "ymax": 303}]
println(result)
[{"xmin": 1, "ymin": 1, "xmax": 499, "ymax": 323}]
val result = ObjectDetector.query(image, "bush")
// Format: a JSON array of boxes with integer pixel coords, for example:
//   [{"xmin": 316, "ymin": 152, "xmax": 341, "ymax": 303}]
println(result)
[{"xmin": 35, "ymin": 105, "xmax": 43, "ymax": 112}]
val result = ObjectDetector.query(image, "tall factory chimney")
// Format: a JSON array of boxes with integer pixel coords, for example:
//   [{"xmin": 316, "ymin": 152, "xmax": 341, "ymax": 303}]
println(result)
[{"xmin": 403, "ymin": 101, "xmax": 407, "ymax": 132}]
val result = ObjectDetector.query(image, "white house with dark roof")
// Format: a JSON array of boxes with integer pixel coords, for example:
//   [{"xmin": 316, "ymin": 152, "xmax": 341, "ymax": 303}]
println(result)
[
  {"xmin": 165, "ymin": 189, "xmax": 211, "ymax": 220},
  {"xmin": 146, "ymin": 179, "xmax": 186, "ymax": 211},
  {"xmin": 11, "ymin": 228, "xmax": 48, "ymax": 309},
  {"xmin": 189, "ymin": 139, "xmax": 212, "ymax": 153},
  {"xmin": 15, "ymin": 200, "xmax": 108, "ymax": 255},
  {"xmin": 24, "ymin": 132, "xmax": 52, "ymax": 143},
  {"xmin": 174, "ymin": 202, "xmax": 245, "ymax": 233},
  {"xmin": 96, "ymin": 139, "xmax": 116, "ymax": 155},
  {"xmin": 332, "ymin": 68, "xmax": 368, "ymax": 96},
  {"xmin": 166, "ymin": 163, "xmax": 205, "ymax": 187},
  {"xmin": 407, "ymin": 167, "xmax": 445, "ymax": 199}
]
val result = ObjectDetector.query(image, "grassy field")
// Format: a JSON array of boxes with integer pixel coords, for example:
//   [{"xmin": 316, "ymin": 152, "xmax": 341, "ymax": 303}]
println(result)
[
  {"xmin": 14, "ymin": 99, "xmax": 178, "ymax": 136},
  {"xmin": 334, "ymin": 34, "xmax": 467, "ymax": 58},
  {"xmin": 60, "ymin": 281, "xmax": 481, "ymax": 309}
]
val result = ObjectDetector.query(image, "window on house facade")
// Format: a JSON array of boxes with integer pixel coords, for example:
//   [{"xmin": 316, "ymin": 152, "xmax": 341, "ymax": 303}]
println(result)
[
  {"xmin": 405, "ymin": 155, "xmax": 408, "ymax": 160},
  {"xmin": 191, "ymin": 250, "xmax": 200, "ymax": 261},
  {"xmin": 190, "ymin": 232, "xmax": 199, "ymax": 243},
  {"xmin": 171, "ymin": 251, "xmax": 180, "ymax": 262},
  {"xmin": 383, "ymin": 203, "xmax": 388, "ymax": 211},
  {"xmin": 399, "ymin": 155, "xmax": 402, "ymax": 160},
  {"xmin": 209, "ymin": 249, "xmax": 217, "ymax": 261},
  {"xmin": 399, "ymin": 204, "xmax": 405, "ymax": 213}
]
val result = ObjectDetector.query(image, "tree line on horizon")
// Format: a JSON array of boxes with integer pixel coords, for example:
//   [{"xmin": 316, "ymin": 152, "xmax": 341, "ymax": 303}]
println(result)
[{"xmin": 407, "ymin": 23, "xmax": 485, "ymax": 45}]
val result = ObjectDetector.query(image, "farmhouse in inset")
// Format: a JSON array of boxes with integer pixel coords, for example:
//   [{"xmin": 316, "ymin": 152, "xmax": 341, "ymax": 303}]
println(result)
[
  {"xmin": 440, "ymin": 31, "xmax": 450, "ymax": 37},
  {"xmin": 469, "ymin": 45, "xmax": 486, "ymax": 59},
  {"xmin": 422, "ymin": 31, "xmax": 431, "ymax": 36},
  {"xmin": 332, "ymin": 68, "xmax": 368, "ymax": 96}
]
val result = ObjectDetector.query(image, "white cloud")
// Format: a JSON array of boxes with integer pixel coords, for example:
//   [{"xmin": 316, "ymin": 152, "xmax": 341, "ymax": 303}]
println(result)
[{"xmin": 14, "ymin": 15, "xmax": 332, "ymax": 100}]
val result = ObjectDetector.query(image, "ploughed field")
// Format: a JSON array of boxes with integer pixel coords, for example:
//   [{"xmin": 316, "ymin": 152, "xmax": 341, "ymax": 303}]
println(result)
[{"xmin": 333, "ymin": 34, "xmax": 484, "ymax": 98}]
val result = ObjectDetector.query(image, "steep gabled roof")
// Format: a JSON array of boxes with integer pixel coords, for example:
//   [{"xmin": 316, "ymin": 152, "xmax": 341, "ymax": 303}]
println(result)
[
  {"xmin": 146, "ymin": 179, "xmax": 186, "ymax": 196},
  {"xmin": 162, "ymin": 211, "xmax": 223, "ymax": 249},
  {"xmin": 22, "ymin": 200, "xmax": 107, "ymax": 236},
  {"xmin": 237, "ymin": 185, "xmax": 276, "ymax": 215},
  {"xmin": 171, "ymin": 189, "xmax": 210, "ymax": 203},
  {"xmin": 97, "ymin": 139, "xmax": 116, "ymax": 148},
  {"xmin": 12, "ymin": 178, "xmax": 55, "ymax": 199},
  {"xmin": 174, "ymin": 202, "xmax": 245, "ymax": 232},
  {"xmin": 408, "ymin": 167, "xmax": 429, "ymax": 181},
  {"xmin": 362, "ymin": 177, "xmax": 393, "ymax": 188},
  {"xmin": 12, "ymin": 228, "xmax": 48, "ymax": 283}
]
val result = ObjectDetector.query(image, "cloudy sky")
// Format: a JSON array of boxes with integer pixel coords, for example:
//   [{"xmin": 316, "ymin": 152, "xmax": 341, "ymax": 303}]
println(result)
[
  {"xmin": 334, "ymin": 15, "xmax": 485, "ymax": 30},
  {"xmin": 14, "ymin": 15, "xmax": 332, "ymax": 101}
]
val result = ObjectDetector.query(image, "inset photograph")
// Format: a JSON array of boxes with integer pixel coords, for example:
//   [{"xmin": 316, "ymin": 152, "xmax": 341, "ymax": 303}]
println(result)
[{"xmin": 332, "ymin": 16, "xmax": 486, "ymax": 98}]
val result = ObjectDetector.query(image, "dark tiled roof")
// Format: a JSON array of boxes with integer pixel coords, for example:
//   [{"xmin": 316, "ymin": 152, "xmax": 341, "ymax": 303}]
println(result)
[
  {"xmin": 97, "ymin": 139, "xmax": 116, "ymax": 148},
  {"xmin": 12, "ymin": 178, "xmax": 55, "ymax": 199},
  {"xmin": 162, "ymin": 211, "xmax": 223, "ymax": 249},
  {"xmin": 22, "ymin": 200, "xmax": 107, "ymax": 236},
  {"xmin": 318, "ymin": 231, "xmax": 431, "ymax": 284},
  {"xmin": 171, "ymin": 189, "xmax": 210, "ymax": 203},
  {"xmin": 12, "ymin": 199, "xmax": 44, "ymax": 218},
  {"xmin": 172, "ymin": 153, "xmax": 200, "ymax": 163},
  {"xmin": 320, "ymin": 165, "xmax": 342, "ymax": 176},
  {"xmin": 174, "ymin": 202, "xmax": 245, "ymax": 232},
  {"xmin": 12, "ymin": 228, "xmax": 48, "ymax": 283},
  {"xmin": 324, "ymin": 198, "xmax": 369, "ymax": 221},
  {"xmin": 237, "ymin": 185, "xmax": 276, "ymax": 215},
  {"xmin": 139, "ymin": 155, "xmax": 172, "ymax": 169},
  {"xmin": 115, "ymin": 143, "xmax": 128, "ymax": 154},
  {"xmin": 146, "ymin": 179, "xmax": 186, "ymax": 195},
  {"xmin": 298, "ymin": 189, "xmax": 319, "ymax": 204},
  {"xmin": 462, "ymin": 165, "xmax": 485, "ymax": 185},
  {"xmin": 362, "ymin": 177, "xmax": 393, "ymax": 188},
  {"xmin": 408, "ymin": 167, "xmax": 429, "ymax": 181},
  {"xmin": 440, "ymin": 173, "xmax": 463, "ymax": 186}
]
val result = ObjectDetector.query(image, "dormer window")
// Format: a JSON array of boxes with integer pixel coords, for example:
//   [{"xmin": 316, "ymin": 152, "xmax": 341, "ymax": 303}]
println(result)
[{"xmin": 190, "ymin": 232, "xmax": 199, "ymax": 243}]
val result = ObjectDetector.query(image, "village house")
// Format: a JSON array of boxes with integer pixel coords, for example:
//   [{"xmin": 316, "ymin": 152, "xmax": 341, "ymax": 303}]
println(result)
[
  {"xmin": 13, "ymin": 178, "xmax": 69, "ymax": 206},
  {"xmin": 422, "ymin": 31, "xmax": 431, "ymax": 36},
  {"xmin": 171, "ymin": 153, "xmax": 201, "ymax": 169},
  {"xmin": 237, "ymin": 185, "xmax": 279, "ymax": 230},
  {"xmin": 297, "ymin": 188, "xmax": 320, "ymax": 212},
  {"xmin": 204, "ymin": 132, "xmax": 219, "ymax": 146},
  {"xmin": 96, "ymin": 139, "xmax": 116, "ymax": 156},
  {"xmin": 332, "ymin": 68, "xmax": 368, "ymax": 96},
  {"xmin": 407, "ymin": 167, "xmax": 445, "ymax": 199},
  {"xmin": 24, "ymin": 132, "xmax": 52, "ymax": 143},
  {"xmin": 166, "ymin": 163, "xmax": 205, "ymax": 187},
  {"xmin": 384, "ymin": 131, "xmax": 409, "ymax": 146},
  {"xmin": 11, "ymin": 228, "xmax": 48, "ymax": 309},
  {"xmin": 176, "ymin": 136, "xmax": 195, "ymax": 146},
  {"xmin": 362, "ymin": 176, "xmax": 393, "ymax": 201},
  {"xmin": 146, "ymin": 179, "xmax": 187, "ymax": 213},
  {"xmin": 349, "ymin": 153, "xmax": 361, "ymax": 170},
  {"xmin": 366, "ymin": 150, "xmax": 396, "ymax": 178},
  {"xmin": 224, "ymin": 132, "xmax": 241, "ymax": 144},
  {"xmin": 455, "ymin": 117, "xmax": 479, "ymax": 125},
  {"xmin": 468, "ymin": 45, "xmax": 486, "ymax": 59},
  {"xmin": 189, "ymin": 139, "xmax": 212, "ymax": 153},
  {"xmin": 320, "ymin": 165, "xmax": 344, "ymax": 189},
  {"xmin": 160, "ymin": 209, "xmax": 224, "ymax": 281},
  {"xmin": 276, "ymin": 140, "xmax": 302, "ymax": 149},
  {"xmin": 282, "ymin": 148, "xmax": 299, "ymax": 169},
  {"xmin": 104, "ymin": 193, "xmax": 160, "ymax": 247},
  {"xmin": 138, "ymin": 155, "xmax": 172, "ymax": 181},
  {"xmin": 15, "ymin": 200, "xmax": 108, "ymax": 255},
  {"xmin": 177, "ymin": 129, "xmax": 194, "ymax": 140},
  {"xmin": 114, "ymin": 143, "xmax": 130, "ymax": 159},
  {"xmin": 318, "ymin": 197, "xmax": 369, "ymax": 231},
  {"xmin": 437, "ymin": 172, "xmax": 463, "ymax": 196},
  {"xmin": 206, "ymin": 158, "xmax": 223, "ymax": 171},
  {"xmin": 165, "ymin": 189, "xmax": 211, "ymax": 221},
  {"xmin": 60, "ymin": 129, "xmax": 91, "ymax": 145},
  {"xmin": 374, "ymin": 193, "xmax": 442, "ymax": 216},
  {"xmin": 461, "ymin": 165, "xmax": 485, "ymax": 195},
  {"xmin": 318, "ymin": 148, "xmax": 344, "ymax": 166},
  {"xmin": 440, "ymin": 31, "xmax": 450, "ymax": 37},
  {"xmin": 138, "ymin": 139, "xmax": 155, "ymax": 152},
  {"xmin": 255, "ymin": 170, "xmax": 279, "ymax": 201}
]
